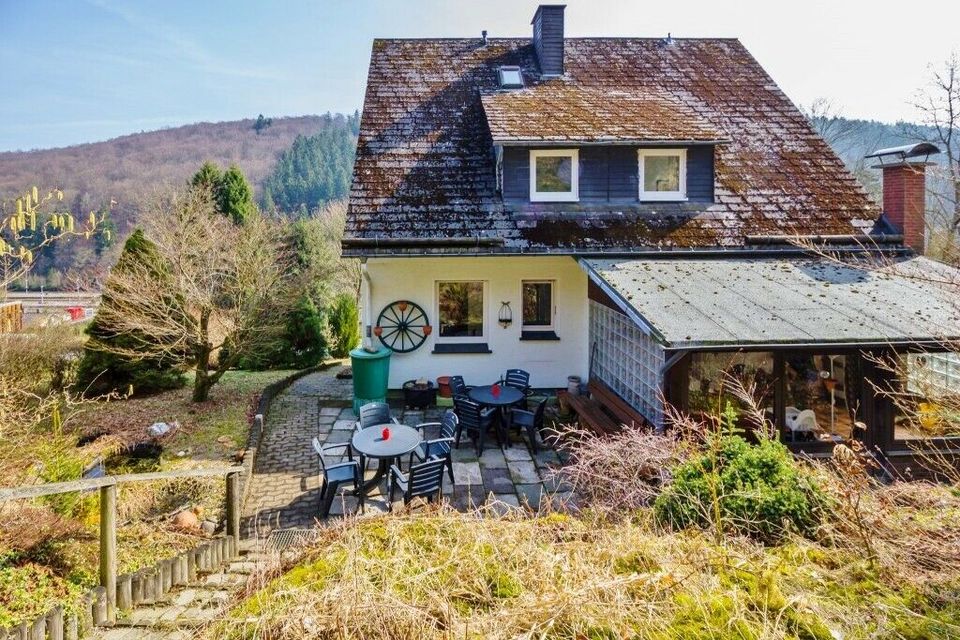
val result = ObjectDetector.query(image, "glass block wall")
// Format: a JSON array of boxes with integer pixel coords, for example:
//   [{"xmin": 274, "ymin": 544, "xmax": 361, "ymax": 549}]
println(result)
[
  {"xmin": 908, "ymin": 352, "xmax": 960, "ymax": 394},
  {"xmin": 589, "ymin": 301, "xmax": 666, "ymax": 426}
]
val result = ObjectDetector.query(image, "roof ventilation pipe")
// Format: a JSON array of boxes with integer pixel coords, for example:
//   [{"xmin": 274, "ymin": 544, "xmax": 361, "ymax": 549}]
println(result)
[{"xmin": 482, "ymin": 30, "xmax": 488, "ymax": 45}]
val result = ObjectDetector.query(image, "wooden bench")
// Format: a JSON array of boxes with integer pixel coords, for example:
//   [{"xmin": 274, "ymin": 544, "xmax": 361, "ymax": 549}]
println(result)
[
  {"xmin": 588, "ymin": 380, "xmax": 648, "ymax": 430},
  {"xmin": 558, "ymin": 379, "xmax": 649, "ymax": 437}
]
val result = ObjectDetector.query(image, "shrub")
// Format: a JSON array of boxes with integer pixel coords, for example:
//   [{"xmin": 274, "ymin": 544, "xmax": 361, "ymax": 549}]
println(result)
[
  {"xmin": 328, "ymin": 293, "xmax": 360, "ymax": 358},
  {"xmin": 239, "ymin": 295, "xmax": 330, "ymax": 370},
  {"xmin": 654, "ymin": 434, "xmax": 826, "ymax": 542},
  {"xmin": 556, "ymin": 425, "xmax": 682, "ymax": 512}
]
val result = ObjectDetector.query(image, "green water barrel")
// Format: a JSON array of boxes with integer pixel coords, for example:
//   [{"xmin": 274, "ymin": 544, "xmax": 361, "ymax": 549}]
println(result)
[{"xmin": 350, "ymin": 346, "xmax": 392, "ymax": 415}]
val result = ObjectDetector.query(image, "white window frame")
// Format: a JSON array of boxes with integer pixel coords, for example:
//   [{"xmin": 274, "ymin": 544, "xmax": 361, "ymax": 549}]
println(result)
[
  {"xmin": 638, "ymin": 148, "xmax": 687, "ymax": 201},
  {"xmin": 521, "ymin": 280, "xmax": 556, "ymax": 331},
  {"xmin": 529, "ymin": 149, "xmax": 579, "ymax": 202},
  {"xmin": 435, "ymin": 280, "xmax": 487, "ymax": 343}
]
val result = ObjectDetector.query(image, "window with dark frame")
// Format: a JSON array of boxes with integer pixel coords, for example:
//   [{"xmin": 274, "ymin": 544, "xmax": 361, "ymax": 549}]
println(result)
[
  {"xmin": 892, "ymin": 352, "xmax": 960, "ymax": 443},
  {"xmin": 437, "ymin": 281, "xmax": 484, "ymax": 339},
  {"xmin": 522, "ymin": 281, "xmax": 553, "ymax": 328}
]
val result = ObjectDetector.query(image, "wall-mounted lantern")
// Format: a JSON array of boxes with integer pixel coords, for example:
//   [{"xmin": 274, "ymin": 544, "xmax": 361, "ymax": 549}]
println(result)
[{"xmin": 498, "ymin": 301, "xmax": 513, "ymax": 328}]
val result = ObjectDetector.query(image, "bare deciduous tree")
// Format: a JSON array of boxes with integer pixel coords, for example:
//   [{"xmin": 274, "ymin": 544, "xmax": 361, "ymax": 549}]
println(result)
[
  {"xmin": 91, "ymin": 188, "xmax": 294, "ymax": 401},
  {"xmin": 903, "ymin": 53, "xmax": 960, "ymax": 237},
  {"xmin": 803, "ymin": 99, "xmax": 885, "ymax": 202}
]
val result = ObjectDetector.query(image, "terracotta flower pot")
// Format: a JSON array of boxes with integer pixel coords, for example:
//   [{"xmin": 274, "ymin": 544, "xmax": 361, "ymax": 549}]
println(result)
[
  {"xmin": 397, "ymin": 301, "xmax": 408, "ymax": 312},
  {"xmin": 373, "ymin": 326, "xmax": 383, "ymax": 337},
  {"xmin": 422, "ymin": 324, "xmax": 432, "ymax": 336}
]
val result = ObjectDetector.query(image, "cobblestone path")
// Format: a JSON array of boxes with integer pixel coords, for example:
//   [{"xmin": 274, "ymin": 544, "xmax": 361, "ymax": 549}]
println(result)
[{"xmin": 242, "ymin": 366, "xmax": 571, "ymax": 537}]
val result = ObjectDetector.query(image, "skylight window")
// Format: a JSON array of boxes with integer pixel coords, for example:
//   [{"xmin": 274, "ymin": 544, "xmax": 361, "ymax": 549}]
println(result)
[{"xmin": 497, "ymin": 66, "xmax": 524, "ymax": 89}]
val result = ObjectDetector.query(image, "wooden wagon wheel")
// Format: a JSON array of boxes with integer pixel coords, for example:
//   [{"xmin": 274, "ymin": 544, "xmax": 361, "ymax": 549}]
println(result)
[{"xmin": 375, "ymin": 300, "xmax": 431, "ymax": 353}]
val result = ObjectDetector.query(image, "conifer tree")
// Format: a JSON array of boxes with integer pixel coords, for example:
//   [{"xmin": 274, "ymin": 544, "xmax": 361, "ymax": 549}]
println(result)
[{"xmin": 76, "ymin": 229, "xmax": 186, "ymax": 395}]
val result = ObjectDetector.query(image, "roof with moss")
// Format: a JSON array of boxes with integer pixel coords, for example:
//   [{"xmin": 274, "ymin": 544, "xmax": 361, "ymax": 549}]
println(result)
[{"xmin": 345, "ymin": 37, "xmax": 879, "ymax": 256}]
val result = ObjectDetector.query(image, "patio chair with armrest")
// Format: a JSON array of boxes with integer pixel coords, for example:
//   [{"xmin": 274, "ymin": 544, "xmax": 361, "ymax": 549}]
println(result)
[
  {"xmin": 504, "ymin": 369, "xmax": 534, "ymax": 411},
  {"xmin": 389, "ymin": 456, "xmax": 448, "ymax": 510},
  {"xmin": 355, "ymin": 401, "xmax": 399, "ymax": 433},
  {"xmin": 449, "ymin": 375, "xmax": 473, "ymax": 397},
  {"xmin": 312, "ymin": 437, "xmax": 362, "ymax": 517},
  {"xmin": 509, "ymin": 397, "xmax": 547, "ymax": 453},
  {"xmin": 409, "ymin": 410, "xmax": 458, "ymax": 482},
  {"xmin": 453, "ymin": 396, "xmax": 498, "ymax": 455}
]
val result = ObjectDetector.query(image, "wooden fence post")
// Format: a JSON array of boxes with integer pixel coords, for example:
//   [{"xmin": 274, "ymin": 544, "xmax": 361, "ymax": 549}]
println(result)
[
  {"xmin": 226, "ymin": 470, "xmax": 241, "ymax": 544},
  {"xmin": 99, "ymin": 484, "xmax": 117, "ymax": 623}
]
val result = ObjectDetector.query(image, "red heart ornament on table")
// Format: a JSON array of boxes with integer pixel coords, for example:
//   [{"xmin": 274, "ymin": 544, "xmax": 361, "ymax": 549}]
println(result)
[{"xmin": 381, "ymin": 426, "xmax": 391, "ymax": 440}]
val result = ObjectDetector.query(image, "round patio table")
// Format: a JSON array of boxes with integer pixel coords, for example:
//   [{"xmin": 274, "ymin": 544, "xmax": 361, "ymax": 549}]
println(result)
[
  {"xmin": 468, "ymin": 384, "xmax": 525, "ymax": 447},
  {"xmin": 351, "ymin": 423, "xmax": 422, "ymax": 498}
]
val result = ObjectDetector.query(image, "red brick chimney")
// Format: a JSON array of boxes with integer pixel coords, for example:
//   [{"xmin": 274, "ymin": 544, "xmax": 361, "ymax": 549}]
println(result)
[
  {"xmin": 881, "ymin": 162, "xmax": 927, "ymax": 253},
  {"xmin": 866, "ymin": 143, "xmax": 941, "ymax": 255}
]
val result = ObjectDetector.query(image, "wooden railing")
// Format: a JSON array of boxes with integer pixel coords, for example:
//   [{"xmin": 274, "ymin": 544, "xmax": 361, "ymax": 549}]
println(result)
[{"xmin": 0, "ymin": 466, "xmax": 243, "ymax": 631}]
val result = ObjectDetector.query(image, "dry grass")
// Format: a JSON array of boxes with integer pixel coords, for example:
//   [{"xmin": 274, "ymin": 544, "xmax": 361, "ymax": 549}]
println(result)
[
  {"xmin": 205, "ymin": 498, "xmax": 960, "ymax": 640},
  {"xmin": 554, "ymin": 424, "xmax": 682, "ymax": 512}
]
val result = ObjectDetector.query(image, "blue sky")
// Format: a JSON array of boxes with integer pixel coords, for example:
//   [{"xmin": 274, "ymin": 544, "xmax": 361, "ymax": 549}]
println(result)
[{"xmin": 1, "ymin": 0, "xmax": 958, "ymax": 152}]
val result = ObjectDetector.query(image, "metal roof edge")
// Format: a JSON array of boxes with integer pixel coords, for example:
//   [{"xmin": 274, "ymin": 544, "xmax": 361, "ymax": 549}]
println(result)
[{"xmin": 493, "ymin": 139, "xmax": 730, "ymax": 147}]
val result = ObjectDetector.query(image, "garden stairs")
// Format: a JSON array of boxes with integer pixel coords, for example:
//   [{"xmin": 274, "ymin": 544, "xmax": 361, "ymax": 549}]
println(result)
[{"xmin": 91, "ymin": 541, "xmax": 272, "ymax": 640}]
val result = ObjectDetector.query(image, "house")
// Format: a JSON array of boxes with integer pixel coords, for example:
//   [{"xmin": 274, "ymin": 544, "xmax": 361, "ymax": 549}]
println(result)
[{"xmin": 345, "ymin": 5, "xmax": 959, "ymax": 472}]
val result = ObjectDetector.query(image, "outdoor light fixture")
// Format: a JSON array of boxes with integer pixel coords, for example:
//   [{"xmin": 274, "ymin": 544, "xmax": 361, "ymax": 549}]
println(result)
[{"xmin": 498, "ymin": 301, "xmax": 513, "ymax": 328}]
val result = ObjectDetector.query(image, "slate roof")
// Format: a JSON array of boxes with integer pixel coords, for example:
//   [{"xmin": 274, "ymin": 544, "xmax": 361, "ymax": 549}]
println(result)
[{"xmin": 346, "ymin": 38, "xmax": 879, "ymax": 256}]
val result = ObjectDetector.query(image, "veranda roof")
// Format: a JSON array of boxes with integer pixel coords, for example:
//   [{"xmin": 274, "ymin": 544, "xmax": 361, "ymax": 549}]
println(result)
[{"xmin": 581, "ymin": 256, "xmax": 960, "ymax": 349}]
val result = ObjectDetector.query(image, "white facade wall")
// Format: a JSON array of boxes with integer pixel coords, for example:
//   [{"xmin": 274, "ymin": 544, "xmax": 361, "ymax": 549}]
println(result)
[
  {"xmin": 589, "ymin": 300, "xmax": 666, "ymax": 426},
  {"xmin": 363, "ymin": 256, "xmax": 589, "ymax": 389}
]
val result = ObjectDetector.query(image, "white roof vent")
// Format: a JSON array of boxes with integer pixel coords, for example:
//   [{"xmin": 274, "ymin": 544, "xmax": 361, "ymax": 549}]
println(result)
[{"xmin": 497, "ymin": 66, "xmax": 524, "ymax": 89}]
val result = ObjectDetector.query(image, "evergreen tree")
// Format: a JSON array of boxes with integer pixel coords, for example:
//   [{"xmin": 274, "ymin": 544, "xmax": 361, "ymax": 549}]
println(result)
[
  {"xmin": 190, "ymin": 162, "xmax": 255, "ymax": 225},
  {"xmin": 261, "ymin": 116, "xmax": 358, "ymax": 213},
  {"xmin": 76, "ymin": 229, "xmax": 186, "ymax": 395},
  {"xmin": 217, "ymin": 165, "xmax": 256, "ymax": 225},
  {"xmin": 191, "ymin": 161, "xmax": 222, "ymax": 191}
]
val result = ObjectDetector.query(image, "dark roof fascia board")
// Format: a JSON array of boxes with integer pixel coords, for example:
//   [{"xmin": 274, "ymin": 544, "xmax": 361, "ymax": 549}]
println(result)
[
  {"xmin": 578, "ymin": 257, "xmax": 668, "ymax": 345},
  {"xmin": 745, "ymin": 234, "xmax": 905, "ymax": 246},
  {"xmin": 494, "ymin": 139, "xmax": 730, "ymax": 147},
  {"xmin": 342, "ymin": 246, "xmax": 912, "ymax": 259},
  {"xmin": 341, "ymin": 237, "xmax": 504, "ymax": 248}
]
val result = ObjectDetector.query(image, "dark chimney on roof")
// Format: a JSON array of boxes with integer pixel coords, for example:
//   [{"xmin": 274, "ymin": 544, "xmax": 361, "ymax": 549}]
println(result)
[
  {"xmin": 532, "ymin": 4, "xmax": 565, "ymax": 77},
  {"xmin": 865, "ymin": 143, "xmax": 941, "ymax": 254}
]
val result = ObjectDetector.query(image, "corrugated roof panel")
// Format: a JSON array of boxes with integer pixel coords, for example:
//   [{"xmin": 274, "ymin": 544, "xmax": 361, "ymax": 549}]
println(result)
[{"xmin": 584, "ymin": 257, "xmax": 960, "ymax": 348}]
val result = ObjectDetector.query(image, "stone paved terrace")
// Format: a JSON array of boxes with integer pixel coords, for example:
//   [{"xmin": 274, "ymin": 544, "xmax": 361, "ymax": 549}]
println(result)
[{"xmin": 242, "ymin": 367, "xmax": 571, "ymax": 537}]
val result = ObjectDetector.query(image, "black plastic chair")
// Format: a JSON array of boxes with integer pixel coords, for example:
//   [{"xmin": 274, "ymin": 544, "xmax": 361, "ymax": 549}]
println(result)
[
  {"xmin": 410, "ymin": 410, "xmax": 458, "ymax": 483},
  {"xmin": 449, "ymin": 375, "xmax": 473, "ymax": 397},
  {"xmin": 355, "ymin": 401, "xmax": 398, "ymax": 433},
  {"xmin": 454, "ymin": 396, "xmax": 497, "ymax": 455},
  {"xmin": 389, "ymin": 456, "xmax": 447, "ymax": 509},
  {"xmin": 509, "ymin": 397, "xmax": 547, "ymax": 453},
  {"xmin": 312, "ymin": 437, "xmax": 361, "ymax": 517},
  {"xmin": 504, "ymin": 368, "xmax": 533, "ymax": 409}
]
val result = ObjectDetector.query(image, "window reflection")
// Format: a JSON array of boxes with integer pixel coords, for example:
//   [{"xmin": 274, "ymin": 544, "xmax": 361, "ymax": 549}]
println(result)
[
  {"xmin": 688, "ymin": 352, "xmax": 775, "ymax": 422},
  {"xmin": 783, "ymin": 354, "xmax": 861, "ymax": 443},
  {"xmin": 894, "ymin": 353, "xmax": 960, "ymax": 441}
]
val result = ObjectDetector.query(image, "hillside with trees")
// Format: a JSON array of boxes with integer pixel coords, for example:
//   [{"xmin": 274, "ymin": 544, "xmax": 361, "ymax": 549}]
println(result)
[{"xmin": 0, "ymin": 113, "xmax": 359, "ymax": 288}]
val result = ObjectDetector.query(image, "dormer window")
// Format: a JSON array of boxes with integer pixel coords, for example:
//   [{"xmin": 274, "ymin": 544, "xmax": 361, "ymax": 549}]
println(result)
[
  {"xmin": 530, "ymin": 149, "xmax": 579, "ymax": 202},
  {"xmin": 638, "ymin": 148, "xmax": 687, "ymax": 201},
  {"xmin": 497, "ymin": 66, "xmax": 524, "ymax": 89}
]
